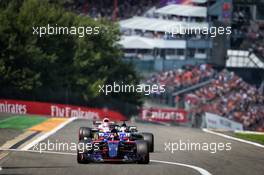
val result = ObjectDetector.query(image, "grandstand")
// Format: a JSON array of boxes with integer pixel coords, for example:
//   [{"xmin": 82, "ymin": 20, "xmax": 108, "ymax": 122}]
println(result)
[
  {"xmin": 118, "ymin": 1, "xmax": 212, "ymax": 71},
  {"xmin": 144, "ymin": 65, "xmax": 264, "ymax": 131},
  {"xmin": 66, "ymin": 1, "xmax": 238, "ymax": 70},
  {"xmin": 68, "ymin": 1, "xmax": 263, "ymax": 71},
  {"xmin": 62, "ymin": 0, "xmax": 264, "ymax": 131},
  {"xmin": 68, "ymin": 0, "xmax": 264, "ymax": 131}
]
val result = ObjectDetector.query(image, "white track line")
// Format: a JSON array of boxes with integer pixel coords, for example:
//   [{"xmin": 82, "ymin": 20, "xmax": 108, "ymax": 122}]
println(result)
[
  {"xmin": 0, "ymin": 166, "xmax": 2, "ymax": 171},
  {"xmin": 0, "ymin": 148, "xmax": 212, "ymax": 175},
  {"xmin": 151, "ymin": 160, "xmax": 212, "ymax": 175},
  {"xmin": 203, "ymin": 129, "xmax": 264, "ymax": 149},
  {"xmin": 21, "ymin": 117, "xmax": 77, "ymax": 151}
]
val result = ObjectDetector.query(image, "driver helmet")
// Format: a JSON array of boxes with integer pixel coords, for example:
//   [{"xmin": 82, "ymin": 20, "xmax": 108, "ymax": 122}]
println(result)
[
  {"xmin": 120, "ymin": 122, "xmax": 127, "ymax": 132},
  {"xmin": 102, "ymin": 117, "xmax": 110, "ymax": 127}
]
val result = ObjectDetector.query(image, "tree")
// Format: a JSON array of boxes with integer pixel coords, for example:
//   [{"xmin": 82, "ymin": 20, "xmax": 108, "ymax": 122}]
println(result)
[{"xmin": 0, "ymin": 0, "xmax": 142, "ymax": 116}]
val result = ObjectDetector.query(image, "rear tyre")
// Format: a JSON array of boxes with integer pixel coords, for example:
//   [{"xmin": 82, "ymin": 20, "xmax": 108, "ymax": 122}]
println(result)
[
  {"xmin": 79, "ymin": 127, "xmax": 92, "ymax": 140},
  {"xmin": 136, "ymin": 140, "xmax": 150, "ymax": 164},
  {"xmin": 77, "ymin": 139, "xmax": 92, "ymax": 164},
  {"xmin": 141, "ymin": 132, "xmax": 154, "ymax": 152}
]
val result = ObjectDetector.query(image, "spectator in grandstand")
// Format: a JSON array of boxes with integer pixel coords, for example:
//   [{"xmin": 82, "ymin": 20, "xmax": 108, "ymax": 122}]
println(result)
[{"xmin": 189, "ymin": 69, "xmax": 264, "ymax": 131}]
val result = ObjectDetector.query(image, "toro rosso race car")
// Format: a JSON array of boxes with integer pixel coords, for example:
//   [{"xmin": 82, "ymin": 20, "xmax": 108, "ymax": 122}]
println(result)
[{"xmin": 77, "ymin": 118, "xmax": 154, "ymax": 164}]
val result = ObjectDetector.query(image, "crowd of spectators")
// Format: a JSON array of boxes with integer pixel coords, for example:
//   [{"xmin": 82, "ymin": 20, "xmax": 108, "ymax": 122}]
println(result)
[
  {"xmin": 188, "ymin": 69, "xmax": 264, "ymax": 131},
  {"xmin": 122, "ymin": 29, "xmax": 208, "ymax": 41},
  {"xmin": 65, "ymin": 0, "xmax": 160, "ymax": 21},
  {"xmin": 145, "ymin": 64, "xmax": 216, "ymax": 93},
  {"xmin": 146, "ymin": 64, "xmax": 264, "ymax": 131}
]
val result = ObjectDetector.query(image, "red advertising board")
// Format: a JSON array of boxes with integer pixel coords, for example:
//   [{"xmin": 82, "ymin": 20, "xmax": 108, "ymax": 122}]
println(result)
[
  {"xmin": 140, "ymin": 108, "xmax": 188, "ymax": 123},
  {"xmin": 0, "ymin": 99, "xmax": 125, "ymax": 121}
]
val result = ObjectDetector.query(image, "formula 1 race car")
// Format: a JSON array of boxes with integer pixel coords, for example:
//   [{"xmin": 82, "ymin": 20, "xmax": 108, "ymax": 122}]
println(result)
[
  {"xmin": 92, "ymin": 118, "xmax": 154, "ymax": 152},
  {"xmin": 77, "ymin": 118, "xmax": 154, "ymax": 164}
]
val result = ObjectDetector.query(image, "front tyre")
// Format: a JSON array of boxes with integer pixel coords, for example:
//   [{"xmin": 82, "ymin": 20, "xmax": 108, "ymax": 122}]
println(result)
[
  {"xmin": 77, "ymin": 139, "xmax": 92, "ymax": 164},
  {"xmin": 77, "ymin": 152, "xmax": 90, "ymax": 164},
  {"xmin": 136, "ymin": 140, "xmax": 150, "ymax": 164}
]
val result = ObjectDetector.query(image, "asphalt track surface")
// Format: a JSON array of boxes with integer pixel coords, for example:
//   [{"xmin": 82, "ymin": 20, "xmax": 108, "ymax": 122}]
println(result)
[{"xmin": 1, "ymin": 119, "xmax": 264, "ymax": 175}]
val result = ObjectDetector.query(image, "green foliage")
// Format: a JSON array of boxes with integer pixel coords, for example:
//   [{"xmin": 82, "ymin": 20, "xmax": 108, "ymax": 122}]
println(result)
[{"xmin": 0, "ymin": 0, "xmax": 142, "ymax": 114}]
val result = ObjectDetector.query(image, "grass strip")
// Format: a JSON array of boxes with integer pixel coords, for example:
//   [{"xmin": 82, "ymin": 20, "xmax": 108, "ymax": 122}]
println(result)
[
  {"xmin": 235, "ymin": 133, "xmax": 264, "ymax": 145},
  {"xmin": 0, "ymin": 115, "xmax": 47, "ymax": 130}
]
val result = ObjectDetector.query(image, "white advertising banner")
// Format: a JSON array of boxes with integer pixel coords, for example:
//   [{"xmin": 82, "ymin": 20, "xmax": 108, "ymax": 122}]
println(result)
[{"xmin": 204, "ymin": 113, "xmax": 243, "ymax": 131}]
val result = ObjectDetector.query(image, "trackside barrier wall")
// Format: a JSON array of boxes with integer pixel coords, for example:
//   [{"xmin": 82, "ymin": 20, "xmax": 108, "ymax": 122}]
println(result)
[
  {"xmin": 203, "ymin": 112, "xmax": 243, "ymax": 131},
  {"xmin": 0, "ymin": 99, "xmax": 126, "ymax": 121}
]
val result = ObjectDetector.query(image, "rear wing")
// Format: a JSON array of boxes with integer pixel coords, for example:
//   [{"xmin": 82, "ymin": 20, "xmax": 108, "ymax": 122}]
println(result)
[
  {"xmin": 128, "ymin": 126, "xmax": 137, "ymax": 132},
  {"xmin": 93, "ymin": 120, "xmax": 115, "ymax": 126}
]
